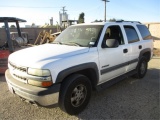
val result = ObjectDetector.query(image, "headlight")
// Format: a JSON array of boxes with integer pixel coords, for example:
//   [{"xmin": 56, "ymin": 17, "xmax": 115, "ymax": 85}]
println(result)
[
  {"xmin": 27, "ymin": 68, "xmax": 53, "ymax": 87},
  {"xmin": 28, "ymin": 68, "xmax": 51, "ymax": 77}
]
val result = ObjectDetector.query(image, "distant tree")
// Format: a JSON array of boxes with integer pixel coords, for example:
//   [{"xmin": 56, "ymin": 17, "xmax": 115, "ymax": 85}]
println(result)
[
  {"xmin": 10, "ymin": 25, "xmax": 16, "ymax": 28},
  {"xmin": 94, "ymin": 19, "xmax": 103, "ymax": 22},
  {"xmin": 31, "ymin": 23, "xmax": 35, "ymax": 26},
  {"xmin": 78, "ymin": 12, "xmax": 85, "ymax": 24},
  {"xmin": 109, "ymin": 18, "xmax": 116, "ymax": 22}
]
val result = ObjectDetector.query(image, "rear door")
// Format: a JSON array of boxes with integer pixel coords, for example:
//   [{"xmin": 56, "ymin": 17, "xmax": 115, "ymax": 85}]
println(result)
[{"xmin": 123, "ymin": 25, "xmax": 141, "ymax": 72}]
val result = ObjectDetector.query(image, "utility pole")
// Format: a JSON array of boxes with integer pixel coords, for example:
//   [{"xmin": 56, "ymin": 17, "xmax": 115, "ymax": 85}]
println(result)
[
  {"xmin": 60, "ymin": 6, "xmax": 68, "ymax": 28},
  {"xmin": 61, "ymin": 6, "xmax": 67, "ymax": 14},
  {"xmin": 101, "ymin": 0, "xmax": 110, "ymax": 22}
]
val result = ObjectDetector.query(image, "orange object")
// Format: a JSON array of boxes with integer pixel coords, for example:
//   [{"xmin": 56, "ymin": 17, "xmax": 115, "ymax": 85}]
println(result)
[{"xmin": 42, "ymin": 81, "xmax": 53, "ymax": 87}]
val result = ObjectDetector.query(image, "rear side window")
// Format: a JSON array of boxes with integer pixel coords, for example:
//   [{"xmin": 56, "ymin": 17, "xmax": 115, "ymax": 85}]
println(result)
[
  {"xmin": 137, "ymin": 25, "xmax": 152, "ymax": 40},
  {"xmin": 124, "ymin": 26, "xmax": 139, "ymax": 43}
]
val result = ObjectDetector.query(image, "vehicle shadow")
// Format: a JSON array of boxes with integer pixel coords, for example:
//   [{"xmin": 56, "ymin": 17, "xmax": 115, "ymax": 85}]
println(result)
[{"xmin": 77, "ymin": 68, "xmax": 159, "ymax": 119}]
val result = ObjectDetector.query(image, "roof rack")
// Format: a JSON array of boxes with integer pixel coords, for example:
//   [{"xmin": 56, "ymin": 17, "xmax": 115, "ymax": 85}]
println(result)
[{"xmin": 115, "ymin": 20, "xmax": 141, "ymax": 24}]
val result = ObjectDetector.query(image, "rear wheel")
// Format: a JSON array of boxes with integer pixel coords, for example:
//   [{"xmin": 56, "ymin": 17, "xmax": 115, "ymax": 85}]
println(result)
[
  {"xmin": 134, "ymin": 56, "xmax": 148, "ymax": 78},
  {"xmin": 59, "ymin": 74, "xmax": 92, "ymax": 115}
]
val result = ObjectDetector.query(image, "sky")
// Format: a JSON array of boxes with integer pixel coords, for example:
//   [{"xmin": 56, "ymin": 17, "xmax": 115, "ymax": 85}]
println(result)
[{"xmin": 0, "ymin": 0, "xmax": 159, "ymax": 27}]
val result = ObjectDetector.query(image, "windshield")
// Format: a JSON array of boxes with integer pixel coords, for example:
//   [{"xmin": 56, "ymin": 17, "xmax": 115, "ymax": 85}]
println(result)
[{"xmin": 53, "ymin": 25, "xmax": 103, "ymax": 47}]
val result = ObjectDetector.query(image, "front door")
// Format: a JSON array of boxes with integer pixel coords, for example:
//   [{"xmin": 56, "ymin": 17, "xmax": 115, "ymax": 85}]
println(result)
[{"xmin": 98, "ymin": 25, "xmax": 128, "ymax": 84}]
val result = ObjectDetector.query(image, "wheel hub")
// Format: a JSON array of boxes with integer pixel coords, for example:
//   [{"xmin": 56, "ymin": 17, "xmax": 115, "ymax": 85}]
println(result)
[{"xmin": 71, "ymin": 84, "xmax": 87, "ymax": 107}]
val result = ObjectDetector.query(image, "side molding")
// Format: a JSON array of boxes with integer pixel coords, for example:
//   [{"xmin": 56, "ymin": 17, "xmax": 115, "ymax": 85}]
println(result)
[{"xmin": 101, "ymin": 59, "xmax": 138, "ymax": 75}]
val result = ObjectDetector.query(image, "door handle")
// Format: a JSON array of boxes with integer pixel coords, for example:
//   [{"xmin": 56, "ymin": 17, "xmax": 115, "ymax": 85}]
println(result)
[
  {"xmin": 139, "ymin": 45, "xmax": 142, "ymax": 49},
  {"xmin": 123, "ymin": 49, "xmax": 128, "ymax": 53}
]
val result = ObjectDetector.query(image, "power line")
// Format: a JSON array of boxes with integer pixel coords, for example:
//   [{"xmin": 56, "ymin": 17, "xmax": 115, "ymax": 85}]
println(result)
[{"xmin": 0, "ymin": 6, "xmax": 61, "ymax": 8}]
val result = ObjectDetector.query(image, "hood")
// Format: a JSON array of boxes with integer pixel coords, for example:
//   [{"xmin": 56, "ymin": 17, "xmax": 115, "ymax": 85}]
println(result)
[{"xmin": 9, "ymin": 44, "xmax": 89, "ymax": 68}]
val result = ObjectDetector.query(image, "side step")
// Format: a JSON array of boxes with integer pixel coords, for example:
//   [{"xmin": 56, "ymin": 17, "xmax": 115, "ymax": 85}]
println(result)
[{"xmin": 96, "ymin": 70, "xmax": 137, "ymax": 91}]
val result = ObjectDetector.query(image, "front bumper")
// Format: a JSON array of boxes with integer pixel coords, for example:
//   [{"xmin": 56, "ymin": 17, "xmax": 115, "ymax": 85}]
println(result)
[{"xmin": 5, "ymin": 69, "xmax": 60, "ymax": 106}]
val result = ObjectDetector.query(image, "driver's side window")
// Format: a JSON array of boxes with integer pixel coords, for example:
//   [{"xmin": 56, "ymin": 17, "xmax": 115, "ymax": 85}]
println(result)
[{"xmin": 103, "ymin": 25, "xmax": 124, "ymax": 46}]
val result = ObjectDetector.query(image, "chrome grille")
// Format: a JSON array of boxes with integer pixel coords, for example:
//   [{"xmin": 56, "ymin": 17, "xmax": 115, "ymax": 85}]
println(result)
[
  {"xmin": 14, "ymin": 74, "xmax": 27, "ymax": 80},
  {"xmin": 9, "ymin": 62, "xmax": 28, "ymax": 83},
  {"xmin": 9, "ymin": 62, "xmax": 27, "ymax": 72}
]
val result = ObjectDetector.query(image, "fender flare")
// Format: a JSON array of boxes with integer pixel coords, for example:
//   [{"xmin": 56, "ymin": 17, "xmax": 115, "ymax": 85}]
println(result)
[
  {"xmin": 139, "ymin": 48, "xmax": 151, "ymax": 61},
  {"xmin": 55, "ymin": 62, "xmax": 99, "ymax": 85}
]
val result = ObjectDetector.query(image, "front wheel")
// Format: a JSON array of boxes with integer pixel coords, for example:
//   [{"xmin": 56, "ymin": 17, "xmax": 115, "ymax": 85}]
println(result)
[
  {"xmin": 134, "ymin": 56, "xmax": 148, "ymax": 79},
  {"xmin": 59, "ymin": 74, "xmax": 92, "ymax": 115}
]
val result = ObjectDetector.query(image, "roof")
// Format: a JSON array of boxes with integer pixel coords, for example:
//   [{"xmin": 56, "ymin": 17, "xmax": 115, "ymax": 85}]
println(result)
[{"xmin": 0, "ymin": 17, "xmax": 26, "ymax": 22}]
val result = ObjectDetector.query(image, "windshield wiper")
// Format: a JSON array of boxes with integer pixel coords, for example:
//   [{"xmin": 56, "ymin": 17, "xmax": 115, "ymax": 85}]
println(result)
[
  {"xmin": 66, "ymin": 42, "xmax": 82, "ymax": 47},
  {"xmin": 52, "ymin": 41, "xmax": 63, "ymax": 44},
  {"xmin": 52, "ymin": 41, "xmax": 82, "ymax": 47}
]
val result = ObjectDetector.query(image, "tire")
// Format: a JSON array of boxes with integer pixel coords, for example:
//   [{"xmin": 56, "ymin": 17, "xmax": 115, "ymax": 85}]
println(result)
[
  {"xmin": 59, "ymin": 74, "xmax": 92, "ymax": 115},
  {"xmin": 134, "ymin": 56, "xmax": 148, "ymax": 79}
]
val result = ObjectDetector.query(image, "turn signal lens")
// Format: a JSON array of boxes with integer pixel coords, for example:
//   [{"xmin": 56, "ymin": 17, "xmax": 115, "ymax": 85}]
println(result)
[
  {"xmin": 28, "ymin": 79, "xmax": 53, "ymax": 87},
  {"xmin": 42, "ymin": 81, "xmax": 53, "ymax": 87}
]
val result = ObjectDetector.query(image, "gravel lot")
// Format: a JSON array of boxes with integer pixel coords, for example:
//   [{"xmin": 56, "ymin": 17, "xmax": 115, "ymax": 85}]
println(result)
[{"xmin": 0, "ymin": 58, "xmax": 159, "ymax": 120}]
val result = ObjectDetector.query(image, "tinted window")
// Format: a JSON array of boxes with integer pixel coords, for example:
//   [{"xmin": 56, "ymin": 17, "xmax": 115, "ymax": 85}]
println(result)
[
  {"xmin": 137, "ymin": 25, "xmax": 152, "ymax": 40},
  {"xmin": 124, "ymin": 26, "xmax": 139, "ymax": 43}
]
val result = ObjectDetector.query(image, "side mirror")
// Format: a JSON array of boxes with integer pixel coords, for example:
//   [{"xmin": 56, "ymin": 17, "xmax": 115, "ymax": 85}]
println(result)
[
  {"xmin": 89, "ymin": 41, "xmax": 95, "ymax": 47},
  {"xmin": 102, "ymin": 39, "xmax": 119, "ymax": 48},
  {"xmin": 88, "ymin": 37, "xmax": 96, "ymax": 47}
]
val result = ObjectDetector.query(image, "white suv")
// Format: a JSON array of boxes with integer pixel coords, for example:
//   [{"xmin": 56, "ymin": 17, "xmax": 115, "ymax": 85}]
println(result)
[{"xmin": 5, "ymin": 21, "xmax": 153, "ymax": 115}]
